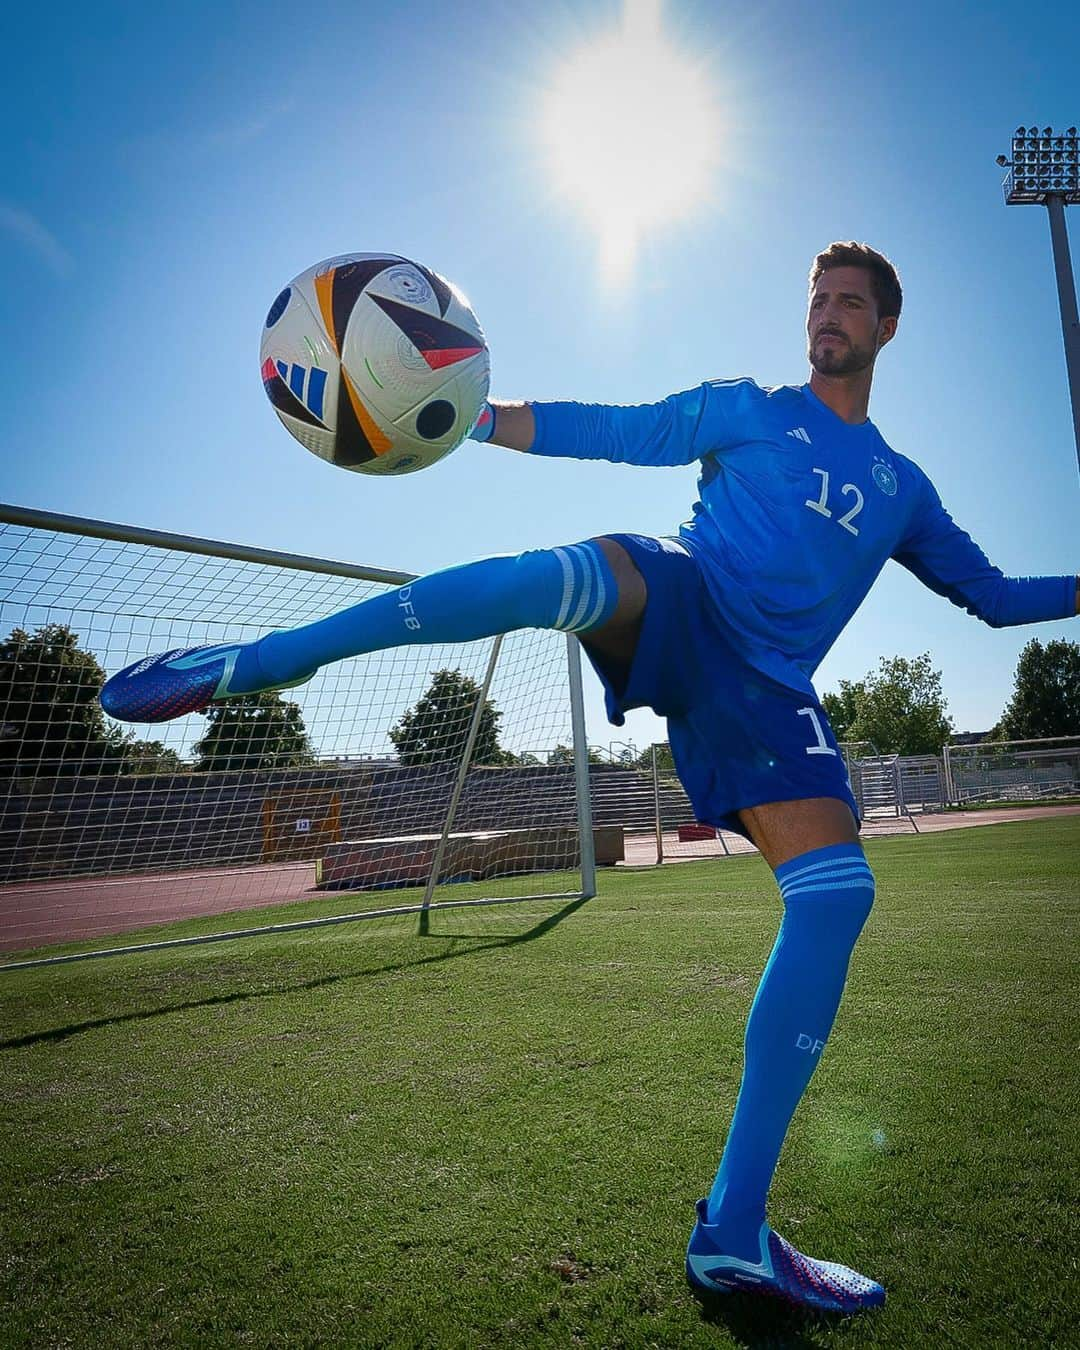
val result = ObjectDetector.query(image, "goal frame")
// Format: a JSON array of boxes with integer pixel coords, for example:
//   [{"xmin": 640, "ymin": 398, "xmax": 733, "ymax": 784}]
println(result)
[
  {"xmin": 942, "ymin": 734, "xmax": 1080, "ymax": 806},
  {"xmin": 0, "ymin": 503, "xmax": 596, "ymax": 970}
]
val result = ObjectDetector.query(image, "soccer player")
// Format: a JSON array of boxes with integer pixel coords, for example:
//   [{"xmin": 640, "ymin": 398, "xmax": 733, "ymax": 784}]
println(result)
[{"xmin": 102, "ymin": 242, "xmax": 1078, "ymax": 1314}]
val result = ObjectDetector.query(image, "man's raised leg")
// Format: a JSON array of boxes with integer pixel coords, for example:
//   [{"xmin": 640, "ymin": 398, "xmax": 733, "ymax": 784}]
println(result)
[
  {"xmin": 100, "ymin": 537, "xmax": 647, "ymax": 723},
  {"xmin": 686, "ymin": 797, "xmax": 886, "ymax": 1314}
]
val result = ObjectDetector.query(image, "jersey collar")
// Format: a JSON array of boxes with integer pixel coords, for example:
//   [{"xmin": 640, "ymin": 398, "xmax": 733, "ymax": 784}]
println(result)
[{"xmin": 800, "ymin": 382, "xmax": 874, "ymax": 431}]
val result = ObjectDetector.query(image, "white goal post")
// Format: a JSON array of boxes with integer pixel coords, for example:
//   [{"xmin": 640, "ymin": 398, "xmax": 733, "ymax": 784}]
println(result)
[
  {"xmin": 943, "ymin": 735, "xmax": 1080, "ymax": 806},
  {"xmin": 0, "ymin": 504, "xmax": 596, "ymax": 968}
]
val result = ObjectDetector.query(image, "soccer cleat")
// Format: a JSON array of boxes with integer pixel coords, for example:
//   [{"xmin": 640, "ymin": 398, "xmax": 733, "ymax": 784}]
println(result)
[
  {"xmin": 686, "ymin": 1199, "xmax": 885, "ymax": 1315},
  {"xmin": 100, "ymin": 642, "xmax": 312, "ymax": 724}
]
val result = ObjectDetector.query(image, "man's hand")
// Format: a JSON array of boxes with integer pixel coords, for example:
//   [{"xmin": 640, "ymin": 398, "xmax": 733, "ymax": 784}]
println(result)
[{"xmin": 468, "ymin": 400, "xmax": 536, "ymax": 452}]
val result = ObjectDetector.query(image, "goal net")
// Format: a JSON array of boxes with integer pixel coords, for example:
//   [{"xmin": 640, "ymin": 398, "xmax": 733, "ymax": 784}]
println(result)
[
  {"xmin": 0, "ymin": 506, "xmax": 594, "ymax": 965},
  {"xmin": 943, "ymin": 736, "xmax": 1080, "ymax": 806}
]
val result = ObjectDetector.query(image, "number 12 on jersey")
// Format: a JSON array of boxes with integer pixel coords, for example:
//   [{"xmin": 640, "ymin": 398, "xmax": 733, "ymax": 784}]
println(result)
[{"xmin": 805, "ymin": 468, "xmax": 863, "ymax": 536}]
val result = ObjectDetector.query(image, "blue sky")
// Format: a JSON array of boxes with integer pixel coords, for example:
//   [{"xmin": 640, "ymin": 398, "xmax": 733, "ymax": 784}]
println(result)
[{"xmin": 2, "ymin": 0, "xmax": 1078, "ymax": 750}]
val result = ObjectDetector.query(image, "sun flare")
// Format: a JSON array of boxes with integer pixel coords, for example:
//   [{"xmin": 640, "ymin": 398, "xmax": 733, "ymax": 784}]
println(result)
[{"xmin": 539, "ymin": 0, "xmax": 721, "ymax": 285}]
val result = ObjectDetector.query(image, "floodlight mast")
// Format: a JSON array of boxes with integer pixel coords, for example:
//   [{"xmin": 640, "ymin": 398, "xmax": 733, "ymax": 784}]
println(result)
[{"xmin": 997, "ymin": 125, "xmax": 1080, "ymax": 479}]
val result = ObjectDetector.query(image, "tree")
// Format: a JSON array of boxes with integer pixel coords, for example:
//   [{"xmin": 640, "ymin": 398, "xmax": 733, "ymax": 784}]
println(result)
[
  {"xmin": 634, "ymin": 741, "xmax": 675, "ymax": 775},
  {"xmin": 547, "ymin": 743, "xmax": 604, "ymax": 766},
  {"xmin": 824, "ymin": 653, "xmax": 953, "ymax": 756},
  {"xmin": 993, "ymin": 638, "xmax": 1080, "ymax": 741},
  {"xmin": 388, "ymin": 668, "xmax": 513, "ymax": 767},
  {"xmin": 821, "ymin": 680, "xmax": 868, "ymax": 746},
  {"xmin": 193, "ymin": 691, "xmax": 315, "ymax": 773},
  {"xmin": 0, "ymin": 623, "xmax": 123, "ymax": 775},
  {"xmin": 115, "ymin": 735, "xmax": 184, "ymax": 775}
]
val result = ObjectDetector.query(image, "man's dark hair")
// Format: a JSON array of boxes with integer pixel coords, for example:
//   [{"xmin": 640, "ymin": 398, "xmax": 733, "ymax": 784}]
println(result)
[{"xmin": 809, "ymin": 242, "xmax": 902, "ymax": 321}]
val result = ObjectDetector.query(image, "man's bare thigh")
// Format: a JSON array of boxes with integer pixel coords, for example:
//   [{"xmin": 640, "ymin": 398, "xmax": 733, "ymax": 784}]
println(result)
[
  {"xmin": 577, "ymin": 537, "xmax": 648, "ymax": 683},
  {"xmin": 738, "ymin": 797, "xmax": 860, "ymax": 871}
]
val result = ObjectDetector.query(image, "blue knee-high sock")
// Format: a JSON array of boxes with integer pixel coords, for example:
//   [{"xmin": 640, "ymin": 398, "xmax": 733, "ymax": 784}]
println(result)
[
  {"xmin": 232, "ymin": 541, "xmax": 619, "ymax": 689},
  {"xmin": 704, "ymin": 843, "xmax": 875, "ymax": 1260}
]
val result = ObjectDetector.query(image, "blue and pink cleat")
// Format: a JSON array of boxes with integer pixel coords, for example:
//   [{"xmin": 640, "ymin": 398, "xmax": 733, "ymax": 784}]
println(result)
[
  {"xmin": 686, "ymin": 1199, "xmax": 885, "ymax": 1315},
  {"xmin": 100, "ymin": 641, "xmax": 311, "ymax": 724}
]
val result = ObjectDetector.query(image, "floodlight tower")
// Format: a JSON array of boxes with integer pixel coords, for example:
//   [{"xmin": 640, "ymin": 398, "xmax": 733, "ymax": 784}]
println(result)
[{"xmin": 996, "ymin": 126, "xmax": 1080, "ymax": 478}]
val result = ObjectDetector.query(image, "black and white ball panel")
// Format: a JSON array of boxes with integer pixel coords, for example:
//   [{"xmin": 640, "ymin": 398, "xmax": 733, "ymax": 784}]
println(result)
[{"xmin": 259, "ymin": 252, "xmax": 489, "ymax": 476}]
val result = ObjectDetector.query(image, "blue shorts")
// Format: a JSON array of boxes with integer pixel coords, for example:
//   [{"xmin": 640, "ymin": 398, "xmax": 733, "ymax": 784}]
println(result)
[{"xmin": 580, "ymin": 534, "xmax": 860, "ymax": 840}]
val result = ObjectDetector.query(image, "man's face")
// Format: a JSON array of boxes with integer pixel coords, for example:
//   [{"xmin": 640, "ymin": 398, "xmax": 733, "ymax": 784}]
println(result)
[{"xmin": 806, "ymin": 265, "xmax": 896, "ymax": 376}]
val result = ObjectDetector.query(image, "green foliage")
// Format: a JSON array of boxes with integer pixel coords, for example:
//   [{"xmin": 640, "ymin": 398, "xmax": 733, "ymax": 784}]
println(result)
[
  {"xmin": 547, "ymin": 743, "xmax": 604, "ymax": 765},
  {"xmin": 821, "ymin": 680, "xmax": 868, "ymax": 745},
  {"xmin": 114, "ymin": 736, "xmax": 184, "ymax": 775},
  {"xmin": 634, "ymin": 741, "xmax": 675, "ymax": 775},
  {"xmin": 193, "ymin": 691, "xmax": 315, "ymax": 773},
  {"xmin": 389, "ymin": 668, "xmax": 513, "ymax": 767},
  {"xmin": 0, "ymin": 623, "xmax": 198, "ymax": 778},
  {"xmin": 0, "ymin": 623, "xmax": 117, "ymax": 775},
  {"xmin": 993, "ymin": 638, "xmax": 1080, "ymax": 741},
  {"xmin": 823, "ymin": 652, "xmax": 953, "ymax": 755}
]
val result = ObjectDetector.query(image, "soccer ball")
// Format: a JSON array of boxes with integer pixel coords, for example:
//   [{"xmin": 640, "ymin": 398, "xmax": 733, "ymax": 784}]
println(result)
[{"xmin": 260, "ymin": 253, "xmax": 490, "ymax": 476}]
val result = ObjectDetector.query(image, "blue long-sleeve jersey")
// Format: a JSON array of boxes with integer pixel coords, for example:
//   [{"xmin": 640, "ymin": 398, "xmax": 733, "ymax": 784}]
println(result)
[{"xmin": 529, "ymin": 378, "xmax": 1075, "ymax": 697}]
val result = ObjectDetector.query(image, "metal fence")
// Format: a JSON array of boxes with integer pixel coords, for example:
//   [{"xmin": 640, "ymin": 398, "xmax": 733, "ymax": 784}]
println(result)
[{"xmin": 943, "ymin": 736, "xmax": 1080, "ymax": 805}]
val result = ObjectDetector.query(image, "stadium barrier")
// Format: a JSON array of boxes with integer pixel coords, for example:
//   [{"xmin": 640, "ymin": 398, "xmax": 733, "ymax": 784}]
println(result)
[{"xmin": 943, "ymin": 736, "xmax": 1080, "ymax": 805}]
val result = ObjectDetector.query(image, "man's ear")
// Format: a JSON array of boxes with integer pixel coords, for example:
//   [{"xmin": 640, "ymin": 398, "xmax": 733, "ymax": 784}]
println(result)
[{"xmin": 877, "ymin": 315, "xmax": 898, "ymax": 350}]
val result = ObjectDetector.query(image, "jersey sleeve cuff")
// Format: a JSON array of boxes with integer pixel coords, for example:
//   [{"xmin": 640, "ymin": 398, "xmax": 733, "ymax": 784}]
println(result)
[
  {"xmin": 527, "ymin": 402, "xmax": 549, "ymax": 456},
  {"xmin": 1006, "ymin": 574, "xmax": 1079, "ymax": 624},
  {"xmin": 526, "ymin": 401, "xmax": 588, "ymax": 458}
]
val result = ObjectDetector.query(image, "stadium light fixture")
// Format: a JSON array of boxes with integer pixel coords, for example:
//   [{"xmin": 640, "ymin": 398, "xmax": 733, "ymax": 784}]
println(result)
[{"xmin": 996, "ymin": 123, "xmax": 1080, "ymax": 478}]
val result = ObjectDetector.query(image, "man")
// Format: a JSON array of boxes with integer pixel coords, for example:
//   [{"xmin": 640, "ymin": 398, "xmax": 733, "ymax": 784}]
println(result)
[{"xmin": 102, "ymin": 242, "xmax": 1078, "ymax": 1314}]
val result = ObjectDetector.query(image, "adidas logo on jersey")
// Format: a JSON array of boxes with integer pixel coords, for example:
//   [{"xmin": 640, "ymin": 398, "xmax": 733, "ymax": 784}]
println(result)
[{"xmin": 786, "ymin": 427, "xmax": 812, "ymax": 444}]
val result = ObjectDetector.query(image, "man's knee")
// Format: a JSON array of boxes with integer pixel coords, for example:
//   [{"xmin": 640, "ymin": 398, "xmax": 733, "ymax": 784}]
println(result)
[
  {"xmin": 577, "ymin": 537, "xmax": 647, "ymax": 672},
  {"xmin": 775, "ymin": 840, "xmax": 876, "ymax": 949},
  {"xmin": 591, "ymin": 537, "xmax": 647, "ymax": 629}
]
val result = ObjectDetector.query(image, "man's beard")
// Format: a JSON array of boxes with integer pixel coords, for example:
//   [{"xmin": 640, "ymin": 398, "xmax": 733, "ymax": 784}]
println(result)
[{"xmin": 808, "ymin": 336, "xmax": 874, "ymax": 376}]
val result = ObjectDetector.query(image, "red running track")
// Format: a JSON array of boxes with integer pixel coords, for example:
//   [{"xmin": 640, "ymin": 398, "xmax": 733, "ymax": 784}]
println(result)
[
  {"xmin": 0, "ymin": 861, "xmax": 318, "ymax": 953},
  {"xmin": 1, "ymin": 805, "xmax": 1077, "ymax": 955}
]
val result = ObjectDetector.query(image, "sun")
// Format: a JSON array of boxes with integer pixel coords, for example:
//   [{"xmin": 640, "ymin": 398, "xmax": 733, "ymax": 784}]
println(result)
[{"xmin": 538, "ymin": 0, "xmax": 722, "ymax": 285}]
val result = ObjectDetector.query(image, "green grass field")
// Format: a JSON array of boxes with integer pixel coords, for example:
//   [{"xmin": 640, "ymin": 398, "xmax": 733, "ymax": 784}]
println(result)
[{"xmin": 2, "ymin": 817, "xmax": 1078, "ymax": 1348}]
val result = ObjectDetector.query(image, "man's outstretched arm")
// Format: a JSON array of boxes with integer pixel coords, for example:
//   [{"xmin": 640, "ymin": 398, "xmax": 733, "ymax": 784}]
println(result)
[
  {"xmin": 472, "ymin": 393, "xmax": 707, "ymax": 465},
  {"xmin": 893, "ymin": 478, "xmax": 1077, "ymax": 626},
  {"xmin": 469, "ymin": 381, "xmax": 754, "ymax": 467}
]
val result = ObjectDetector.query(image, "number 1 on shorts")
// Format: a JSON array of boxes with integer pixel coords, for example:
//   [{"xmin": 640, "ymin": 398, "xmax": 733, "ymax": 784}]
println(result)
[{"xmin": 798, "ymin": 706, "xmax": 837, "ymax": 756}]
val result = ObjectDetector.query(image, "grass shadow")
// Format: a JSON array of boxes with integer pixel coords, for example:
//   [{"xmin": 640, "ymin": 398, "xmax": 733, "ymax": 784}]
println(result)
[
  {"xmin": 691, "ymin": 1284, "xmax": 869, "ymax": 1347},
  {"xmin": 418, "ymin": 891, "xmax": 593, "ymax": 942},
  {"xmin": 0, "ymin": 893, "xmax": 593, "ymax": 1051}
]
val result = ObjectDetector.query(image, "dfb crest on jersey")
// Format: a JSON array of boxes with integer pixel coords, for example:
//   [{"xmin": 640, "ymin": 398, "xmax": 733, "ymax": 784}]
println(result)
[{"xmin": 872, "ymin": 462, "xmax": 898, "ymax": 496}]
